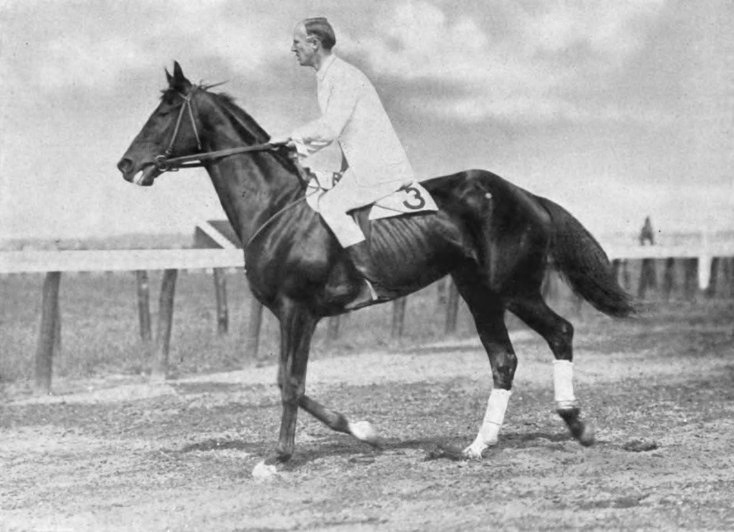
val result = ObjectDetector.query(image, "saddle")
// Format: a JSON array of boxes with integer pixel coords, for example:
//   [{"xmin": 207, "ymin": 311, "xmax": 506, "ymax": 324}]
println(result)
[
  {"xmin": 303, "ymin": 172, "xmax": 438, "ymax": 221},
  {"xmin": 298, "ymin": 165, "xmax": 439, "ymax": 309}
]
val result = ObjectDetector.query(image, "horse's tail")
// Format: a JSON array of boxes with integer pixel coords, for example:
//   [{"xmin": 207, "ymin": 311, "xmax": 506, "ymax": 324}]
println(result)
[{"xmin": 538, "ymin": 197, "xmax": 636, "ymax": 318}]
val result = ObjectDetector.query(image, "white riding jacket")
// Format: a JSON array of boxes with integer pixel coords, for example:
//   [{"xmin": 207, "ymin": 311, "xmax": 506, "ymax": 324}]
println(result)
[{"xmin": 291, "ymin": 54, "xmax": 415, "ymax": 188}]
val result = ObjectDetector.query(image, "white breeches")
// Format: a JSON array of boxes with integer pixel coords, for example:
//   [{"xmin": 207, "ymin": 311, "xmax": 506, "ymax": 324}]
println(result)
[{"xmin": 318, "ymin": 170, "xmax": 406, "ymax": 247}]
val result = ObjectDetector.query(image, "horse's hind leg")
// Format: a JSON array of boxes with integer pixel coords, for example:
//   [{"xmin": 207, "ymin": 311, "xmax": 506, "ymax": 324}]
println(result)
[
  {"xmin": 452, "ymin": 273, "xmax": 517, "ymax": 459},
  {"xmin": 508, "ymin": 294, "xmax": 594, "ymax": 446}
]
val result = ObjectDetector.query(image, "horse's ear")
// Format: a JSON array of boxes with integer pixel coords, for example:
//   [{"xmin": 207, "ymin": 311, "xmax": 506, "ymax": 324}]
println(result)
[
  {"xmin": 165, "ymin": 67, "xmax": 173, "ymax": 85},
  {"xmin": 170, "ymin": 61, "xmax": 191, "ymax": 91}
]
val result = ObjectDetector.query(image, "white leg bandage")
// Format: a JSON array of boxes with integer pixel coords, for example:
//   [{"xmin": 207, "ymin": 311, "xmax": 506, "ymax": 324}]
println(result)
[
  {"xmin": 553, "ymin": 360, "xmax": 577, "ymax": 410},
  {"xmin": 464, "ymin": 388, "xmax": 511, "ymax": 459}
]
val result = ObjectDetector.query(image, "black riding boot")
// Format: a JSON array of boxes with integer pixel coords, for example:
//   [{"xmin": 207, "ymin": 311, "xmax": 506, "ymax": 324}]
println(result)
[{"xmin": 346, "ymin": 241, "xmax": 388, "ymax": 301}]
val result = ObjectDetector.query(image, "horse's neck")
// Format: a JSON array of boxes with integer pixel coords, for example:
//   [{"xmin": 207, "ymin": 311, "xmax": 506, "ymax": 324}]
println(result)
[{"xmin": 203, "ymin": 103, "xmax": 301, "ymax": 245}]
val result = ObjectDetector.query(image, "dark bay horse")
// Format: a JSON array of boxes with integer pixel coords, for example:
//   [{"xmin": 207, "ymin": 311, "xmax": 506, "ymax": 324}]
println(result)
[{"xmin": 118, "ymin": 62, "xmax": 634, "ymax": 472}]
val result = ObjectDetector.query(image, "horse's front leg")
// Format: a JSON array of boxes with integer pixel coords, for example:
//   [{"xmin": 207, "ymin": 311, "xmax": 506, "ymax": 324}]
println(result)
[
  {"xmin": 266, "ymin": 302, "xmax": 318, "ymax": 465},
  {"xmin": 452, "ymin": 275, "xmax": 517, "ymax": 460}
]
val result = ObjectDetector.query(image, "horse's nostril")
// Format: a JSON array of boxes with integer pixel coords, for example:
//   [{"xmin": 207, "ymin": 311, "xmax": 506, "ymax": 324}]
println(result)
[{"xmin": 117, "ymin": 158, "xmax": 133, "ymax": 174}]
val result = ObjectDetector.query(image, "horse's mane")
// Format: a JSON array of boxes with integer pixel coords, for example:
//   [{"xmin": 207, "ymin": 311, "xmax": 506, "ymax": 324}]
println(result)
[
  {"xmin": 210, "ymin": 90, "xmax": 300, "ymax": 176},
  {"xmin": 212, "ymin": 91, "xmax": 269, "ymax": 141}
]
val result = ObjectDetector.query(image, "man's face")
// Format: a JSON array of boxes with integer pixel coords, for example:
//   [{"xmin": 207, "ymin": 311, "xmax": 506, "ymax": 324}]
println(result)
[{"xmin": 291, "ymin": 24, "xmax": 317, "ymax": 67}]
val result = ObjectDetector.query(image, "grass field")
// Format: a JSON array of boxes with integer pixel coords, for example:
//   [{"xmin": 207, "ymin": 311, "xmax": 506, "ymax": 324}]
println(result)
[
  {"xmin": 1, "ymin": 262, "xmax": 730, "ymax": 389},
  {"xmin": 0, "ymin": 271, "xmax": 487, "ymax": 387}
]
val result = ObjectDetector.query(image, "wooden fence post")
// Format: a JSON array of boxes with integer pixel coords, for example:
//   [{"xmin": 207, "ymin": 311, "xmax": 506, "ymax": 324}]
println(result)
[
  {"xmin": 571, "ymin": 293, "xmax": 584, "ymax": 316},
  {"xmin": 136, "ymin": 270, "xmax": 152, "ymax": 342},
  {"xmin": 683, "ymin": 258, "xmax": 698, "ymax": 301},
  {"xmin": 245, "ymin": 298, "xmax": 264, "ymax": 362},
  {"xmin": 637, "ymin": 258, "xmax": 657, "ymax": 298},
  {"xmin": 35, "ymin": 271, "xmax": 61, "ymax": 394},
  {"xmin": 212, "ymin": 268, "xmax": 228, "ymax": 335},
  {"xmin": 151, "ymin": 269, "xmax": 178, "ymax": 382},
  {"xmin": 705, "ymin": 257, "xmax": 720, "ymax": 298},
  {"xmin": 326, "ymin": 316, "xmax": 340, "ymax": 343},
  {"xmin": 444, "ymin": 279, "xmax": 460, "ymax": 335},
  {"xmin": 391, "ymin": 297, "xmax": 407, "ymax": 339},
  {"xmin": 612, "ymin": 259, "xmax": 622, "ymax": 287},
  {"xmin": 621, "ymin": 259, "xmax": 631, "ymax": 291},
  {"xmin": 53, "ymin": 294, "xmax": 62, "ymax": 358},
  {"xmin": 662, "ymin": 258, "xmax": 676, "ymax": 301},
  {"xmin": 542, "ymin": 269, "xmax": 559, "ymax": 305},
  {"xmin": 436, "ymin": 278, "xmax": 447, "ymax": 305},
  {"xmin": 724, "ymin": 257, "xmax": 734, "ymax": 298}
]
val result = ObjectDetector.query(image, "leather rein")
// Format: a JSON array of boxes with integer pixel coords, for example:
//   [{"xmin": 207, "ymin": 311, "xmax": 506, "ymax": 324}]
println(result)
[{"xmin": 153, "ymin": 86, "xmax": 283, "ymax": 173}]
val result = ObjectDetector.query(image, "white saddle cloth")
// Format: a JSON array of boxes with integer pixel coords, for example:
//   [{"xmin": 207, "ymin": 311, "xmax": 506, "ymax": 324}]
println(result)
[{"xmin": 305, "ymin": 174, "xmax": 438, "ymax": 221}]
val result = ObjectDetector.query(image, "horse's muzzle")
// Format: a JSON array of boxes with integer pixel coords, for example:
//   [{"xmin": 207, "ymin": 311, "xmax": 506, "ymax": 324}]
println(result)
[{"xmin": 117, "ymin": 158, "xmax": 160, "ymax": 187}]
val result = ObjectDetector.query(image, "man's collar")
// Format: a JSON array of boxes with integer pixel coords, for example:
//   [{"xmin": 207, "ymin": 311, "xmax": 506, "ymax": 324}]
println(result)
[{"xmin": 316, "ymin": 53, "xmax": 337, "ymax": 81}]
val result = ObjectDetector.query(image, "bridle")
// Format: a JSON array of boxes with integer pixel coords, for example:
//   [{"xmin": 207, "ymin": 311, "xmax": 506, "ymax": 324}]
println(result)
[
  {"xmin": 150, "ymin": 86, "xmax": 314, "ymax": 244},
  {"xmin": 154, "ymin": 88, "xmax": 203, "ymax": 170},
  {"xmin": 153, "ymin": 86, "xmax": 283, "ymax": 173}
]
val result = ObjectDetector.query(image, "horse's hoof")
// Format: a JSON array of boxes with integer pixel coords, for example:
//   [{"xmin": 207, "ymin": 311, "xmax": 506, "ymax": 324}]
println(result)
[
  {"xmin": 578, "ymin": 423, "xmax": 595, "ymax": 447},
  {"xmin": 462, "ymin": 442, "xmax": 489, "ymax": 461},
  {"xmin": 349, "ymin": 420, "xmax": 380, "ymax": 447},
  {"xmin": 252, "ymin": 460, "xmax": 280, "ymax": 480},
  {"xmin": 557, "ymin": 407, "xmax": 595, "ymax": 447},
  {"xmin": 462, "ymin": 447, "xmax": 483, "ymax": 461}
]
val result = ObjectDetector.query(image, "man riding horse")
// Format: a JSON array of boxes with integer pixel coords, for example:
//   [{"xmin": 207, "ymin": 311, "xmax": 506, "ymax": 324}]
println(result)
[
  {"xmin": 270, "ymin": 18, "xmax": 414, "ymax": 300},
  {"xmin": 118, "ymin": 23, "xmax": 633, "ymax": 470}
]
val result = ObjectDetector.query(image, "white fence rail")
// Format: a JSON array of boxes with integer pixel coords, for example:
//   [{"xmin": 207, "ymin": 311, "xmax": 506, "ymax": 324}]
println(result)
[
  {"xmin": 605, "ymin": 244, "xmax": 734, "ymax": 260},
  {"xmin": 0, "ymin": 249, "xmax": 244, "ymax": 274},
  {"xmin": 3, "ymin": 242, "xmax": 734, "ymax": 275},
  {"xmin": 605, "ymin": 242, "xmax": 734, "ymax": 290}
]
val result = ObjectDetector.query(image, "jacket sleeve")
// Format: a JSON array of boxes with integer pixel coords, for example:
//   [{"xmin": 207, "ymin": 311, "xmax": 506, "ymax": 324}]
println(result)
[{"xmin": 291, "ymin": 74, "xmax": 362, "ymax": 155}]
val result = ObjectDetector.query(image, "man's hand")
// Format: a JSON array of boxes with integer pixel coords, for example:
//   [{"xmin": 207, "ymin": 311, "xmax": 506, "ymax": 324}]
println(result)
[{"xmin": 269, "ymin": 136, "xmax": 294, "ymax": 148}]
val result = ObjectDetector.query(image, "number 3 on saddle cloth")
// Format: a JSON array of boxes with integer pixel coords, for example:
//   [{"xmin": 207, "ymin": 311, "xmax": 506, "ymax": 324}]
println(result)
[{"xmin": 304, "ymin": 171, "xmax": 438, "ymax": 227}]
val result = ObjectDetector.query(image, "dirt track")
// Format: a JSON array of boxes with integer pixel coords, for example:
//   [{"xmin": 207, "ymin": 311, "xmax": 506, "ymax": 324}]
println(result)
[{"xmin": 2, "ymin": 307, "xmax": 734, "ymax": 531}]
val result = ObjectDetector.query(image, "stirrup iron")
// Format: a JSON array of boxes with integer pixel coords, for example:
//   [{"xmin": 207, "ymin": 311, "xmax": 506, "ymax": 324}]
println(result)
[{"xmin": 363, "ymin": 279, "xmax": 379, "ymax": 301}]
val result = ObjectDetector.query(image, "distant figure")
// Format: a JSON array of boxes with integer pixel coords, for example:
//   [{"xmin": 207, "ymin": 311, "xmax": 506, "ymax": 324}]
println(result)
[{"xmin": 639, "ymin": 216, "xmax": 655, "ymax": 246}]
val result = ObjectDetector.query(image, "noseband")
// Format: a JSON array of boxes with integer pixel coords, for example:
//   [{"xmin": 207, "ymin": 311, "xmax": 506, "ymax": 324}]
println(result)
[{"xmin": 154, "ymin": 86, "xmax": 283, "ymax": 173}]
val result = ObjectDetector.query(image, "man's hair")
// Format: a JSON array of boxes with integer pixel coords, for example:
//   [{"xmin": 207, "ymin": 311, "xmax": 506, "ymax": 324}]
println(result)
[{"xmin": 303, "ymin": 17, "xmax": 336, "ymax": 50}]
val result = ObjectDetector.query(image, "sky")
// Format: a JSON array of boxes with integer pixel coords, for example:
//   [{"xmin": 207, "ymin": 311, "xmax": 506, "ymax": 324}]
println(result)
[{"xmin": 1, "ymin": 0, "xmax": 732, "ymax": 241}]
